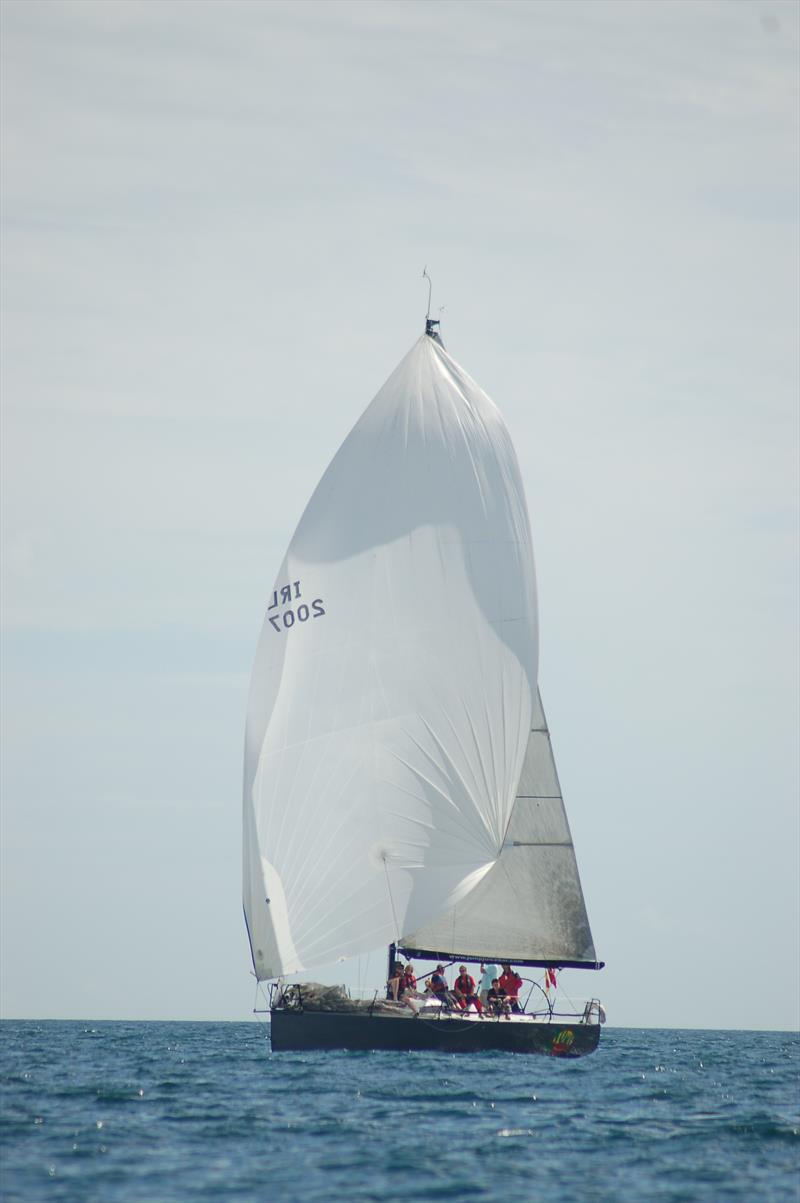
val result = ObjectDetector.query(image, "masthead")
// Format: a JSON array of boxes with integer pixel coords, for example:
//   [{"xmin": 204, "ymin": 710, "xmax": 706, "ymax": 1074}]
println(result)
[{"xmin": 422, "ymin": 267, "xmax": 444, "ymax": 345}]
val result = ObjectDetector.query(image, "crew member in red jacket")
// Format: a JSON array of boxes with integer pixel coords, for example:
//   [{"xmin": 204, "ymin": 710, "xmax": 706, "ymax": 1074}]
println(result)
[
  {"xmin": 498, "ymin": 963, "xmax": 523, "ymax": 1013},
  {"xmin": 453, "ymin": 966, "xmax": 483, "ymax": 1014}
]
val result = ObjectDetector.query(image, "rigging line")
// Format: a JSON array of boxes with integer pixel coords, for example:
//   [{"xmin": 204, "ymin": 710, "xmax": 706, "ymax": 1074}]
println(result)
[
  {"xmin": 382, "ymin": 856, "xmax": 401, "ymax": 946},
  {"xmin": 559, "ymin": 983, "xmax": 582, "ymax": 1016}
]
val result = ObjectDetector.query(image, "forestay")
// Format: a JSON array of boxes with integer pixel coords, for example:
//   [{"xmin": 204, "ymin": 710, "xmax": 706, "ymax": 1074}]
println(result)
[{"xmin": 243, "ymin": 334, "xmax": 538, "ymax": 979}]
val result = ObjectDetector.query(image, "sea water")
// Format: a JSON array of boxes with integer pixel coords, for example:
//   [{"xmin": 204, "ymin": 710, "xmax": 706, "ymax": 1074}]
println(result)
[{"xmin": 1, "ymin": 1021, "xmax": 797, "ymax": 1202}]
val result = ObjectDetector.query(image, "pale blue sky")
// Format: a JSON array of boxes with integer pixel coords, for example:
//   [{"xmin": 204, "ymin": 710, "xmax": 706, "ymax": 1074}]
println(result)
[{"xmin": 1, "ymin": 0, "xmax": 798, "ymax": 1029}]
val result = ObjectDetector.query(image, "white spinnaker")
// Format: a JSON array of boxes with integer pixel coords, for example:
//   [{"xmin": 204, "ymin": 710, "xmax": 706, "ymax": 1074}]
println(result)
[{"xmin": 243, "ymin": 335, "xmax": 538, "ymax": 980}]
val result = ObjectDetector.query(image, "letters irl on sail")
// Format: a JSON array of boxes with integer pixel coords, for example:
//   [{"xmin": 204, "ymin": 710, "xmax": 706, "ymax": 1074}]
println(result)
[{"xmin": 242, "ymin": 307, "xmax": 605, "ymax": 1055}]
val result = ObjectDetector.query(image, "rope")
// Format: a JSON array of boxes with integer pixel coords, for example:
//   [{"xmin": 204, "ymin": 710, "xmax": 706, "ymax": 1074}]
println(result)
[{"xmin": 559, "ymin": 981, "xmax": 581, "ymax": 1014}]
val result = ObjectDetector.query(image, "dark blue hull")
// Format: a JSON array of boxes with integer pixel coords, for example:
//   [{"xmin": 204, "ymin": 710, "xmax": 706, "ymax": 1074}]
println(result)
[{"xmin": 270, "ymin": 1009, "xmax": 600, "ymax": 1056}]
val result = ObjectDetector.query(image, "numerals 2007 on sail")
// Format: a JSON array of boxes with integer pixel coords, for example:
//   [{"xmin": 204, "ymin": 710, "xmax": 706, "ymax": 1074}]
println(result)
[{"xmin": 267, "ymin": 581, "xmax": 325, "ymax": 632}]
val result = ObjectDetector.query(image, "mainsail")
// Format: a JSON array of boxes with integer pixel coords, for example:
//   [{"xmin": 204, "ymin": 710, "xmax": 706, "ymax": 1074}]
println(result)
[
  {"xmin": 399, "ymin": 688, "xmax": 598, "ymax": 967},
  {"xmin": 243, "ymin": 333, "xmax": 540, "ymax": 980}
]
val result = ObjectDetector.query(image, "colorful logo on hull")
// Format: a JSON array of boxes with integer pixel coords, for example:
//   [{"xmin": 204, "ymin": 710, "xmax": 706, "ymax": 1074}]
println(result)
[{"xmin": 551, "ymin": 1028, "xmax": 575, "ymax": 1055}]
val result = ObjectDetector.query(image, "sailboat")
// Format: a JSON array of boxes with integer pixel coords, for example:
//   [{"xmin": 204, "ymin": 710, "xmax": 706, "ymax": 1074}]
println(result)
[{"xmin": 243, "ymin": 301, "xmax": 605, "ymax": 1056}]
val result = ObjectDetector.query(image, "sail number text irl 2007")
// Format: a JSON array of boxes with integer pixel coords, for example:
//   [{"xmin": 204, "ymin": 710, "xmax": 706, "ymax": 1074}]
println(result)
[{"xmin": 267, "ymin": 581, "xmax": 326, "ymax": 632}]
